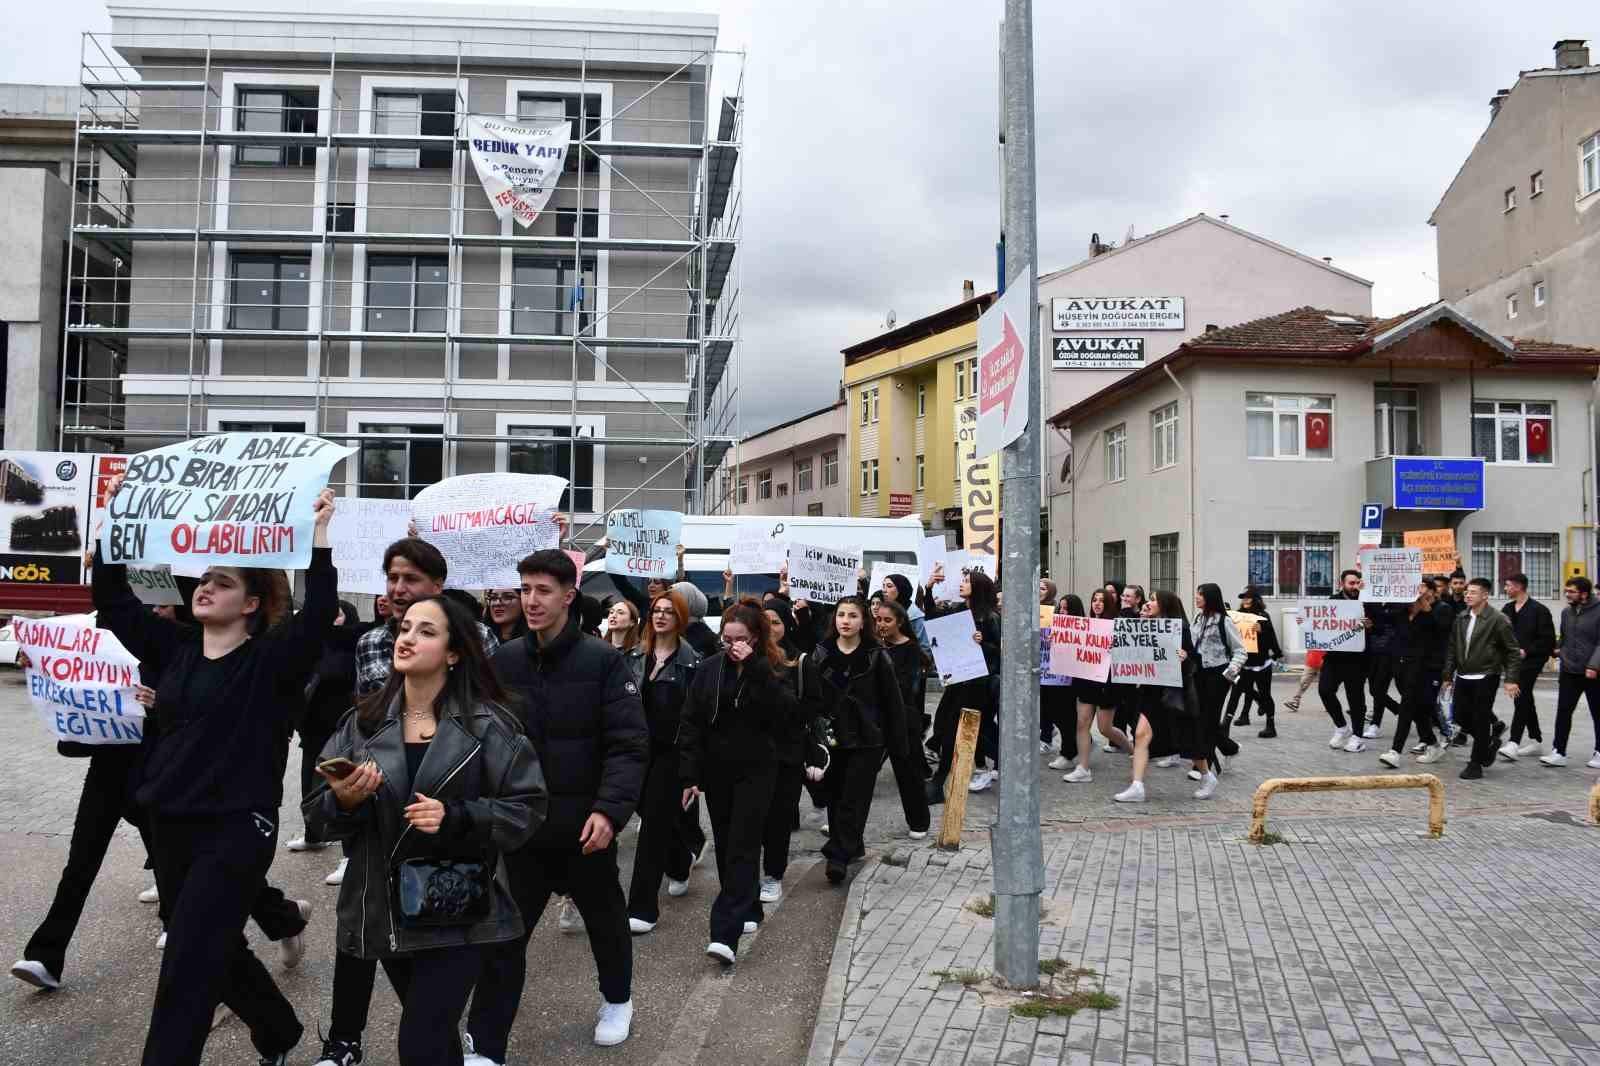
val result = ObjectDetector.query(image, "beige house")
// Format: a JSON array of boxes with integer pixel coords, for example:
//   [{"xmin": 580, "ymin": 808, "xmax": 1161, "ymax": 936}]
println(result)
[
  {"xmin": 1431, "ymin": 39, "xmax": 1600, "ymax": 349},
  {"xmin": 711, "ymin": 399, "xmax": 847, "ymax": 517}
]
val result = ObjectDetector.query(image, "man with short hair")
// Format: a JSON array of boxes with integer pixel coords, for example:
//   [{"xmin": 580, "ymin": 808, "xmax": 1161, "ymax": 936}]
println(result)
[
  {"xmin": 1446, "ymin": 569, "xmax": 1468, "ymax": 609},
  {"xmin": 466, "ymin": 549, "xmax": 648, "ymax": 1057},
  {"xmin": 1441, "ymin": 578, "xmax": 1522, "ymax": 779},
  {"xmin": 1320, "ymin": 569, "xmax": 1377, "ymax": 752},
  {"xmin": 1498, "ymin": 573, "xmax": 1555, "ymax": 760},
  {"xmin": 1539, "ymin": 575, "xmax": 1600, "ymax": 768},
  {"xmin": 354, "ymin": 537, "xmax": 499, "ymax": 697}
]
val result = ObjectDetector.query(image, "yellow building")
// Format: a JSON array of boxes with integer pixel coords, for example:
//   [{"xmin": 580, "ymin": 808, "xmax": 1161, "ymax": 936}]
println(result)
[{"xmin": 841, "ymin": 289, "xmax": 993, "ymax": 539}]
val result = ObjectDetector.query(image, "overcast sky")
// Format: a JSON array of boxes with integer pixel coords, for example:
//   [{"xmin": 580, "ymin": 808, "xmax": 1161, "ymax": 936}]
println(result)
[{"xmin": 6, "ymin": 1, "xmax": 1594, "ymax": 432}]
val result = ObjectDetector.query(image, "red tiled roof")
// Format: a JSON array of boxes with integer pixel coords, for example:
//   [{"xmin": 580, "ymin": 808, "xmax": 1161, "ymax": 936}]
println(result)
[{"xmin": 1180, "ymin": 304, "xmax": 1435, "ymax": 355}]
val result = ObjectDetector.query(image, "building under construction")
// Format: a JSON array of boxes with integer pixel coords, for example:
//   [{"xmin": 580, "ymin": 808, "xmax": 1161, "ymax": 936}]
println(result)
[{"xmin": 61, "ymin": 0, "xmax": 743, "ymax": 538}]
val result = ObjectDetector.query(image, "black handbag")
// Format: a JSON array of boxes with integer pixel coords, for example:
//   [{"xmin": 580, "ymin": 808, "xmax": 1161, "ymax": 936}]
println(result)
[{"xmin": 391, "ymin": 857, "xmax": 493, "ymax": 928}]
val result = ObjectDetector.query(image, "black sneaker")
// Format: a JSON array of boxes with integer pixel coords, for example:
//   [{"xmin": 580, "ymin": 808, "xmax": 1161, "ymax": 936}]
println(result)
[
  {"xmin": 1459, "ymin": 762, "xmax": 1483, "ymax": 780},
  {"xmin": 1450, "ymin": 733, "xmax": 1470, "ymax": 748},
  {"xmin": 825, "ymin": 861, "xmax": 846, "ymax": 884},
  {"xmin": 259, "ymin": 1055, "xmax": 289, "ymax": 1066},
  {"xmin": 312, "ymin": 1037, "xmax": 363, "ymax": 1066},
  {"xmin": 1233, "ymin": 714, "xmax": 1251, "ymax": 728},
  {"xmin": 1257, "ymin": 722, "xmax": 1277, "ymax": 739}
]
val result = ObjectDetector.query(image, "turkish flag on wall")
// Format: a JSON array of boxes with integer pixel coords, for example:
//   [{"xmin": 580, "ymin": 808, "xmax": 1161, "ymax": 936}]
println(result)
[
  {"xmin": 1527, "ymin": 418, "xmax": 1551, "ymax": 456},
  {"xmin": 1304, "ymin": 412, "xmax": 1331, "ymax": 450}
]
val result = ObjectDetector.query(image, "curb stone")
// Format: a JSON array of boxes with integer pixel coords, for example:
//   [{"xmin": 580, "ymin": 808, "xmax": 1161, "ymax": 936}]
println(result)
[{"xmin": 803, "ymin": 855, "xmax": 881, "ymax": 1066}]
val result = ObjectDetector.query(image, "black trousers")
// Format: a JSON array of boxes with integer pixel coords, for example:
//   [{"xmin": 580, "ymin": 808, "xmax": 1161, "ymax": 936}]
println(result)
[
  {"xmin": 1318, "ymin": 654, "xmax": 1368, "ymax": 733},
  {"xmin": 378, "ymin": 945, "xmax": 481, "ymax": 1066},
  {"xmin": 931, "ymin": 683, "xmax": 997, "ymax": 783},
  {"xmin": 1196, "ymin": 667, "xmax": 1239, "ymax": 762},
  {"xmin": 142, "ymin": 813, "xmax": 302, "ymax": 1066},
  {"xmin": 1390, "ymin": 658, "xmax": 1439, "ymax": 752},
  {"xmin": 1039, "ymin": 685, "xmax": 1077, "ymax": 754},
  {"xmin": 821, "ymin": 746, "xmax": 883, "ymax": 865},
  {"xmin": 329, "ymin": 949, "xmax": 379, "ymax": 1045},
  {"xmin": 1453, "ymin": 675, "xmax": 1502, "ymax": 767},
  {"xmin": 298, "ymin": 730, "xmax": 334, "ymax": 843},
  {"xmin": 250, "ymin": 880, "xmax": 308, "ymax": 941},
  {"xmin": 679, "ymin": 795, "xmax": 707, "ymax": 862},
  {"xmin": 1552, "ymin": 669, "xmax": 1600, "ymax": 756},
  {"xmin": 1366, "ymin": 654, "xmax": 1401, "ymax": 727},
  {"xmin": 1225, "ymin": 669, "xmax": 1275, "ymax": 723},
  {"xmin": 1509, "ymin": 661, "xmax": 1546, "ymax": 743},
  {"xmin": 24, "ymin": 748, "xmax": 152, "ymax": 978},
  {"xmin": 762, "ymin": 760, "xmax": 806, "ymax": 881},
  {"xmin": 703, "ymin": 758, "xmax": 777, "ymax": 949},
  {"xmin": 468, "ymin": 842, "xmax": 632, "ymax": 1062},
  {"xmin": 882, "ymin": 742, "xmax": 931, "ymax": 835},
  {"xmin": 627, "ymin": 745, "xmax": 694, "ymax": 923}
]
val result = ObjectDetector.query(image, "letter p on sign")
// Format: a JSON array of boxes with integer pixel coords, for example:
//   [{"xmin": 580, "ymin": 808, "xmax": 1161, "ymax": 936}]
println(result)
[{"xmin": 1360, "ymin": 503, "xmax": 1383, "ymax": 531}]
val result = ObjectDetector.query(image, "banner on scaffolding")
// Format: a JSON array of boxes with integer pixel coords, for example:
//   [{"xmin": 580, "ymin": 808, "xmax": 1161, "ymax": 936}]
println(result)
[{"xmin": 466, "ymin": 115, "xmax": 572, "ymax": 228}]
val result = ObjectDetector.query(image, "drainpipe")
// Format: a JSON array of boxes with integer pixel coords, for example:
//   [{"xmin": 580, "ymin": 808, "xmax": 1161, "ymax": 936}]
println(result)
[{"xmin": 1164, "ymin": 364, "xmax": 1196, "ymax": 592}]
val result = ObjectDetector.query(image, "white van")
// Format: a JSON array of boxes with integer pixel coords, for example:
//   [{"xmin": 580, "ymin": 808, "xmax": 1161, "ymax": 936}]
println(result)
[{"xmin": 581, "ymin": 513, "xmax": 933, "ymax": 606}]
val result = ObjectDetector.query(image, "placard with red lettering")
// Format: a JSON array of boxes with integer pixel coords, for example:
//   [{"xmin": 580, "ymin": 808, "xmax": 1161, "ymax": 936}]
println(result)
[
  {"xmin": 1108, "ymin": 617, "xmax": 1183, "ymax": 687},
  {"xmin": 1301, "ymin": 600, "xmax": 1367, "ymax": 653},
  {"xmin": 13, "ymin": 614, "xmax": 144, "ymax": 745},
  {"xmin": 1048, "ymin": 614, "xmax": 1114, "ymax": 682},
  {"xmin": 412, "ymin": 473, "xmax": 566, "ymax": 590},
  {"xmin": 605, "ymin": 509, "xmax": 683, "ymax": 579}
]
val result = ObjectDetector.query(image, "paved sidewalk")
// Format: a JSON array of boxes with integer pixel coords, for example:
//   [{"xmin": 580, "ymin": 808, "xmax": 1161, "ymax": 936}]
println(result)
[{"xmin": 810, "ymin": 811, "xmax": 1600, "ymax": 1066}]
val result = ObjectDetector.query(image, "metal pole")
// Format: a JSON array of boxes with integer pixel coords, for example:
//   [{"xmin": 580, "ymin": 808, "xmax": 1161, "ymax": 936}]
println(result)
[{"xmin": 993, "ymin": 0, "xmax": 1043, "ymax": 990}]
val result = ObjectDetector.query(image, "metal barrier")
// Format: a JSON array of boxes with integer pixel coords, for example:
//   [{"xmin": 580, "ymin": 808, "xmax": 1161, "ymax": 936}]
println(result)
[{"xmin": 1248, "ymin": 774, "xmax": 1445, "ymax": 844}]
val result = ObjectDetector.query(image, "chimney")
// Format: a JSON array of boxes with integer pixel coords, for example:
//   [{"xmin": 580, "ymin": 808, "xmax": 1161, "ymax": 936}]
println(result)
[
  {"xmin": 962, "ymin": 279, "xmax": 975, "ymax": 301},
  {"xmin": 1489, "ymin": 88, "xmax": 1512, "ymax": 119},
  {"xmin": 1555, "ymin": 39, "xmax": 1590, "ymax": 70}
]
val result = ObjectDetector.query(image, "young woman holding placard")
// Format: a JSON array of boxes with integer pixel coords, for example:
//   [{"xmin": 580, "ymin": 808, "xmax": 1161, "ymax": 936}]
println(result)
[
  {"xmin": 1060, "ymin": 590, "xmax": 1130, "ymax": 784},
  {"xmin": 1113, "ymin": 591, "xmax": 1199, "ymax": 805}
]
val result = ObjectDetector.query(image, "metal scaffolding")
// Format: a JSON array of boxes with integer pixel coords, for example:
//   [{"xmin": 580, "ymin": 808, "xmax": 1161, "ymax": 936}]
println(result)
[{"xmin": 60, "ymin": 23, "xmax": 743, "ymax": 536}]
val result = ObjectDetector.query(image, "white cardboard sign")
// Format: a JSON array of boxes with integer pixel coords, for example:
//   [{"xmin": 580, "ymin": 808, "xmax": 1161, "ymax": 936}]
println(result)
[
  {"xmin": 411, "ymin": 473, "xmax": 565, "ymax": 590},
  {"xmin": 327, "ymin": 497, "xmax": 414, "ymax": 596},
  {"xmin": 785, "ymin": 542, "xmax": 860, "ymax": 604}
]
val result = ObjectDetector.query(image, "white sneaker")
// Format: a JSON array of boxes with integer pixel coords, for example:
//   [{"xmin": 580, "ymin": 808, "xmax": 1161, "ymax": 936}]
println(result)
[
  {"xmin": 324, "ymin": 858, "xmax": 348, "ymax": 886},
  {"xmin": 1540, "ymin": 751, "xmax": 1569, "ymax": 767},
  {"xmin": 908, "ymin": 829, "xmax": 928, "ymax": 840},
  {"xmin": 1517, "ymin": 741, "xmax": 1543, "ymax": 757},
  {"xmin": 759, "ymin": 877, "xmax": 782, "ymax": 903},
  {"xmin": 820, "ymin": 824, "xmax": 830, "ymax": 835},
  {"xmin": 1099, "ymin": 741, "xmax": 1117, "ymax": 753},
  {"xmin": 558, "ymin": 898, "xmax": 584, "ymax": 933},
  {"xmin": 666, "ymin": 878, "xmax": 689, "ymax": 898},
  {"xmin": 1061, "ymin": 766, "xmax": 1092, "ymax": 784},
  {"xmin": 1047, "ymin": 755, "xmax": 1072, "ymax": 770},
  {"xmin": 1361, "ymin": 725, "xmax": 1380, "ymax": 739},
  {"xmin": 1378, "ymin": 750, "xmax": 1400, "ymax": 769},
  {"xmin": 706, "ymin": 942, "xmax": 735, "ymax": 964},
  {"xmin": 156, "ymin": 931, "xmax": 167, "ymax": 950},
  {"xmin": 1193, "ymin": 771, "xmax": 1218, "ymax": 800},
  {"xmin": 1329, "ymin": 726, "xmax": 1351, "ymax": 749},
  {"xmin": 1588, "ymin": 752, "xmax": 1600, "ymax": 769},
  {"xmin": 280, "ymin": 900, "xmax": 311, "ymax": 970},
  {"xmin": 594, "ymin": 999, "xmax": 634, "ymax": 1047},
  {"xmin": 1343, "ymin": 736, "xmax": 1366, "ymax": 753},
  {"xmin": 138, "ymin": 884, "xmax": 160, "ymax": 904},
  {"xmin": 1417, "ymin": 744, "xmax": 1446, "ymax": 764},
  {"xmin": 1186, "ymin": 769, "xmax": 1202, "ymax": 781},
  {"xmin": 742, "ymin": 920, "xmax": 758, "ymax": 935},
  {"xmin": 968, "ymin": 769, "xmax": 996, "ymax": 792},
  {"xmin": 1498, "ymin": 740, "xmax": 1520, "ymax": 762},
  {"xmin": 285, "ymin": 836, "xmax": 330, "ymax": 852},
  {"xmin": 1154, "ymin": 754, "xmax": 1181, "ymax": 768},
  {"xmin": 1038, "ymin": 740, "xmax": 1053, "ymax": 754},
  {"xmin": 10, "ymin": 960, "xmax": 61, "ymax": 991},
  {"xmin": 461, "ymin": 1032, "xmax": 503, "ymax": 1066},
  {"xmin": 628, "ymin": 917, "xmax": 656, "ymax": 935},
  {"xmin": 1112, "ymin": 781, "xmax": 1146, "ymax": 804}
]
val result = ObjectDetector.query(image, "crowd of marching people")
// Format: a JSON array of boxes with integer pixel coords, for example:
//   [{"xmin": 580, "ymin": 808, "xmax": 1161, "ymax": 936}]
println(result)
[{"xmin": 8, "ymin": 471, "xmax": 1600, "ymax": 1066}]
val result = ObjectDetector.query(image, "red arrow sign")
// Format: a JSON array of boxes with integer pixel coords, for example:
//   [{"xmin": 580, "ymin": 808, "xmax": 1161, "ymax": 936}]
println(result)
[{"xmin": 979, "ymin": 312, "xmax": 1023, "ymax": 415}]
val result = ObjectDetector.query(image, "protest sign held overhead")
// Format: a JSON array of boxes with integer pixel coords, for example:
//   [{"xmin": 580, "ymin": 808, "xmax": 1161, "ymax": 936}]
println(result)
[
  {"xmin": 14, "ymin": 615, "xmax": 144, "ymax": 745},
  {"xmin": 1108, "ymin": 617, "xmax": 1183, "ymax": 687},
  {"xmin": 1360, "ymin": 548, "xmax": 1423, "ymax": 603},
  {"xmin": 1226, "ymin": 610, "xmax": 1260, "ymax": 654},
  {"xmin": 97, "ymin": 433, "xmax": 353, "ymax": 571},
  {"xmin": 975, "ymin": 262, "xmax": 1033, "ymax": 458},
  {"xmin": 1048, "ymin": 613, "xmax": 1114, "ymax": 683},
  {"xmin": 931, "ymin": 549, "xmax": 996, "ymax": 602},
  {"xmin": 412, "ymin": 472, "xmax": 566, "ymax": 590},
  {"xmin": 126, "ymin": 565, "xmax": 183, "ymax": 607},
  {"xmin": 924, "ymin": 610, "xmax": 988, "ymax": 686},
  {"xmin": 466, "ymin": 115, "xmax": 571, "ymax": 228},
  {"xmin": 917, "ymin": 535, "xmax": 947, "ymax": 585},
  {"xmin": 1404, "ymin": 529, "xmax": 1458, "ymax": 575},
  {"xmin": 327, "ymin": 497, "xmax": 414, "ymax": 596},
  {"xmin": 727, "ymin": 520, "xmax": 789, "ymax": 575},
  {"xmin": 1302, "ymin": 600, "xmax": 1367, "ymax": 652},
  {"xmin": 605, "ymin": 509, "xmax": 683, "ymax": 579},
  {"xmin": 785, "ymin": 542, "xmax": 860, "ymax": 604},
  {"xmin": 868, "ymin": 560, "xmax": 920, "ymax": 598}
]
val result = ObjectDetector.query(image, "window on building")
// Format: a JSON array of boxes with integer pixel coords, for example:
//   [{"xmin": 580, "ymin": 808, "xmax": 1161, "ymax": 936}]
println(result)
[
  {"xmin": 1246, "ymin": 392, "xmax": 1333, "ymax": 460},
  {"xmin": 1473, "ymin": 400, "xmax": 1554, "ymax": 464},
  {"xmin": 372, "ymin": 90, "xmax": 454, "ymax": 169},
  {"xmin": 1149, "ymin": 534, "xmax": 1180, "ymax": 594},
  {"xmin": 822, "ymin": 450, "xmax": 838, "ymax": 486},
  {"xmin": 1531, "ymin": 170, "xmax": 1545, "ymax": 197},
  {"xmin": 1534, "ymin": 281, "xmax": 1547, "ymax": 307},
  {"xmin": 1105, "ymin": 423, "xmax": 1126, "ymax": 482},
  {"xmin": 967, "ymin": 358, "xmax": 978, "ymax": 399},
  {"xmin": 236, "ymin": 88, "xmax": 317, "ymax": 166},
  {"xmin": 1151, "ymin": 401, "xmax": 1180, "ymax": 470},
  {"xmin": 860, "ymin": 388, "xmax": 871, "ymax": 425},
  {"xmin": 517, "ymin": 92, "xmax": 601, "ymax": 175},
  {"xmin": 953, "ymin": 362, "xmax": 966, "ymax": 400},
  {"xmin": 508, "ymin": 425, "xmax": 594, "ymax": 512},
  {"xmin": 1374, "ymin": 385, "xmax": 1422, "ymax": 458},
  {"xmin": 229, "ymin": 255, "xmax": 310, "ymax": 331},
  {"xmin": 869, "ymin": 458, "xmax": 879, "ymax": 492},
  {"xmin": 359, "ymin": 424, "xmax": 443, "ymax": 500},
  {"xmin": 870, "ymin": 387, "xmax": 880, "ymax": 423},
  {"xmin": 915, "ymin": 454, "xmax": 925, "ymax": 491},
  {"xmin": 1471, "ymin": 532, "xmax": 1558, "ymax": 598},
  {"xmin": 325, "ymin": 202, "xmax": 355, "ymax": 233},
  {"xmin": 1504, "ymin": 187, "xmax": 1516, "ymax": 212},
  {"xmin": 916, "ymin": 383, "xmax": 926, "ymax": 417},
  {"xmin": 1506, "ymin": 293, "xmax": 1519, "ymax": 320},
  {"xmin": 1247, "ymin": 532, "xmax": 1338, "ymax": 598},
  {"xmin": 1582, "ymin": 132, "xmax": 1600, "ymax": 198},
  {"xmin": 219, "ymin": 420, "xmax": 309, "ymax": 433},
  {"xmin": 719, "ymin": 473, "xmax": 731, "ymax": 504},
  {"xmin": 776, "ymin": 482, "xmax": 788, "ymax": 497},
  {"xmin": 366, "ymin": 255, "xmax": 447, "ymax": 333},
  {"xmin": 1103, "ymin": 540, "xmax": 1126, "ymax": 586},
  {"xmin": 737, "ymin": 476, "xmax": 749, "ymax": 504},
  {"xmin": 757, "ymin": 469, "xmax": 772, "ymax": 500},
  {"xmin": 953, "ymin": 441, "xmax": 962, "ymax": 485},
  {"xmin": 795, "ymin": 457, "xmax": 813, "ymax": 493},
  {"xmin": 512, "ymin": 256, "xmax": 594, "ymax": 336}
]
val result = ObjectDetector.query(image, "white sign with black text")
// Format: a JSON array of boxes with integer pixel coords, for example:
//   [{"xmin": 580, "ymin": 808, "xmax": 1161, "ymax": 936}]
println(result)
[
  {"xmin": 1052, "ymin": 297, "xmax": 1185, "ymax": 332},
  {"xmin": 1052, "ymin": 336, "xmax": 1145, "ymax": 370}
]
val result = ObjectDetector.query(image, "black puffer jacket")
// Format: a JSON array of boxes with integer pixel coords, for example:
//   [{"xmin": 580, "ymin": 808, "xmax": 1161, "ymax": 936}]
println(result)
[
  {"xmin": 811, "ymin": 639, "xmax": 908, "ymax": 757},
  {"xmin": 492, "ymin": 613, "xmax": 648, "ymax": 847},
  {"xmin": 677, "ymin": 652, "xmax": 806, "ymax": 784}
]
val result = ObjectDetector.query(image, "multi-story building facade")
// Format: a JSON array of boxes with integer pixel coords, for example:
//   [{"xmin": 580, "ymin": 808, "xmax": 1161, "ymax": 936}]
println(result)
[
  {"xmin": 710, "ymin": 398, "xmax": 846, "ymax": 517},
  {"xmin": 1432, "ymin": 39, "xmax": 1600, "ymax": 349},
  {"xmin": 1048, "ymin": 303, "xmax": 1600, "ymax": 623},
  {"xmin": 61, "ymin": 0, "xmax": 743, "ymax": 539}
]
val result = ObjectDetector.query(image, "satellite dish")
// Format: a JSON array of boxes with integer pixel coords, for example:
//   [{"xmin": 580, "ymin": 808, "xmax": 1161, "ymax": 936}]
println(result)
[{"xmin": 885, "ymin": 309, "xmax": 897, "ymax": 329}]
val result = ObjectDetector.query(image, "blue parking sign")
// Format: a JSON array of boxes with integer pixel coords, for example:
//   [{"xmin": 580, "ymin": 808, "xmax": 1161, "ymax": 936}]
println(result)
[{"xmin": 1360, "ymin": 503, "xmax": 1383, "ymax": 531}]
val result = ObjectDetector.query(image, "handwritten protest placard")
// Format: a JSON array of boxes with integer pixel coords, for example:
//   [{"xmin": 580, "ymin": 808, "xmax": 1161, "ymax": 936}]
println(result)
[
  {"xmin": 1109, "ymin": 617, "xmax": 1183, "ymax": 687},
  {"xmin": 1038, "ymin": 605, "xmax": 1068, "ymax": 686},
  {"xmin": 98, "ymin": 433, "xmax": 354, "ymax": 570},
  {"xmin": 412, "ymin": 473, "xmax": 565, "ymax": 590},
  {"xmin": 924, "ymin": 609, "xmax": 988, "ymax": 686},
  {"xmin": 13, "ymin": 615, "xmax": 144, "ymax": 745},
  {"xmin": 728, "ymin": 521, "xmax": 789, "ymax": 575},
  {"xmin": 1301, "ymin": 599, "xmax": 1367, "ymax": 652},
  {"xmin": 1049, "ymin": 614, "xmax": 1115, "ymax": 682},
  {"xmin": 868, "ymin": 561, "xmax": 920, "ymax": 598},
  {"xmin": 327, "ymin": 497, "xmax": 413, "ymax": 596},
  {"xmin": 127, "ymin": 565, "xmax": 183, "ymax": 607},
  {"xmin": 1404, "ymin": 529, "xmax": 1457, "ymax": 575},
  {"xmin": 605, "ymin": 509, "xmax": 683, "ymax": 579},
  {"xmin": 1226, "ymin": 610, "xmax": 1260, "ymax": 654},
  {"xmin": 785, "ymin": 542, "xmax": 861, "ymax": 604},
  {"xmin": 918, "ymin": 535, "xmax": 948, "ymax": 585},
  {"xmin": 1360, "ymin": 547, "xmax": 1423, "ymax": 603},
  {"xmin": 932, "ymin": 550, "xmax": 997, "ymax": 602}
]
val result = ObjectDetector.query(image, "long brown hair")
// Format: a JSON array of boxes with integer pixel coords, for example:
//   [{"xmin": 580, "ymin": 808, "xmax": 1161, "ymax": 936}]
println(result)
[
  {"xmin": 721, "ymin": 595, "xmax": 786, "ymax": 670},
  {"xmin": 356, "ymin": 595, "xmax": 514, "ymax": 735},
  {"xmin": 641, "ymin": 590, "xmax": 687, "ymax": 659},
  {"xmin": 607, "ymin": 598, "xmax": 642, "ymax": 652}
]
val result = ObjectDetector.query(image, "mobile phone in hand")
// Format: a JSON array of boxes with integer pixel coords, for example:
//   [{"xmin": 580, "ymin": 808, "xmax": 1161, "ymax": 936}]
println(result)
[{"xmin": 317, "ymin": 757, "xmax": 358, "ymax": 780}]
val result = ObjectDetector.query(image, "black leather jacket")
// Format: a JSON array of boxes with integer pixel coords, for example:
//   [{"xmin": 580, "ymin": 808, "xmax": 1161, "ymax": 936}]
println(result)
[
  {"xmin": 625, "ymin": 640, "xmax": 700, "ymax": 747},
  {"xmin": 305, "ymin": 696, "xmax": 547, "ymax": 959}
]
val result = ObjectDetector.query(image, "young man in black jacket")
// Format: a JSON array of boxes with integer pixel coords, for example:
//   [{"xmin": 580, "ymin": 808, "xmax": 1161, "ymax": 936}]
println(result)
[
  {"xmin": 1498, "ymin": 572, "xmax": 1556, "ymax": 761},
  {"xmin": 1320, "ymin": 570, "xmax": 1378, "ymax": 752},
  {"xmin": 467, "ymin": 549, "xmax": 649, "ymax": 1057}
]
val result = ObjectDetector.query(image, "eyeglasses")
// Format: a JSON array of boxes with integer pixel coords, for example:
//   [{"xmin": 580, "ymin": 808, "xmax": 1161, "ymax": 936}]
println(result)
[
  {"xmin": 650, "ymin": 608, "xmax": 677, "ymax": 618},
  {"xmin": 486, "ymin": 592, "xmax": 519, "ymax": 604}
]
